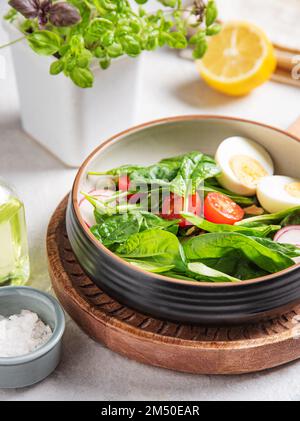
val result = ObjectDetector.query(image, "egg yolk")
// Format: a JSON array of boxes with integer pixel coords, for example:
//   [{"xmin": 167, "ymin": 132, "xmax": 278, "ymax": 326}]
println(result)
[
  {"xmin": 229, "ymin": 155, "xmax": 268, "ymax": 187},
  {"xmin": 285, "ymin": 182, "xmax": 300, "ymax": 198}
]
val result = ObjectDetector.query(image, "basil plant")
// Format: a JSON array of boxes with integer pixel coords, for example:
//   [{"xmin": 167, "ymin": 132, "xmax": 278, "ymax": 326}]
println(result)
[{"xmin": 4, "ymin": 0, "xmax": 220, "ymax": 88}]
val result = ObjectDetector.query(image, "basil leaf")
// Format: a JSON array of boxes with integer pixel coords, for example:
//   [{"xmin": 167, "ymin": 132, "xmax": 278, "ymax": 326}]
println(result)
[
  {"xmin": 9, "ymin": 0, "xmax": 39, "ymax": 19},
  {"xmin": 70, "ymin": 67, "xmax": 93, "ymax": 88},
  {"xmin": 205, "ymin": 0, "xmax": 218, "ymax": 26},
  {"xmin": 49, "ymin": 2, "xmax": 81, "ymax": 27},
  {"xmin": 27, "ymin": 31, "xmax": 61, "ymax": 55},
  {"xmin": 50, "ymin": 60, "xmax": 64, "ymax": 75},
  {"xmin": 165, "ymin": 32, "xmax": 188, "ymax": 49}
]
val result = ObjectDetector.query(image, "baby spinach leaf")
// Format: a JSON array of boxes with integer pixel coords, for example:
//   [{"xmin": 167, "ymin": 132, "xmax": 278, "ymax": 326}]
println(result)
[
  {"xmin": 140, "ymin": 211, "xmax": 179, "ymax": 233},
  {"xmin": 91, "ymin": 210, "xmax": 179, "ymax": 247},
  {"xmin": 183, "ymin": 232, "xmax": 294, "ymax": 273},
  {"xmin": 203, "ymin": 181, "xmax": 255, "ymax": 206},
  {"xmin": 170, "ymin": 152, "xmax": 220, "ymax": 196},
  {"xmin": 181, "ymin": 212, "xmax": 281, "ymax": 238},
  {"xmin": 281, "ymin": 209, "xmax": 300, "ymax": 227},
  {"xmin": 116, "ymin": 228, "xmax": 186, "ymax": 271},
  {"xmin": 187, "ymin": 262, "xmax": 240, "ymax": 283},
  {"xmin": 126, "ymin": 260, "xmax": 175, "ymax": 273},
  {"xmin": 251, "ymin": 237, "xmax": 300, "ymax": 258},
  {"xmin": 91, "ymin": 212, "xmax": 143, "ymax": 247},
  {"xmin": 235, "ymin": 206, "xmax": 300, "ymax": 226},
  {"xmin": 199, "ymin": 251, "xmax": 269, "ymax": 280}
]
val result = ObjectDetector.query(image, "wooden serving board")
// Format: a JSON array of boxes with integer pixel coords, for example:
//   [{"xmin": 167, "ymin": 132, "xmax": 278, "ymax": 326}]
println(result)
[{"xmin": 47, "ymin": 196, "xmax": 300, "ymax": 375}]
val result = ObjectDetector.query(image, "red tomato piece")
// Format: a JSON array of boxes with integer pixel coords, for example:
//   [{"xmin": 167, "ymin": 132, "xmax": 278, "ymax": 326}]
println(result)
[
  {"xmin": 161, "ymin": 192, "xmax": 202, "ymax": 227},
  {"xmin": 204, "ymin": 192, "xmax": 244, "ymax": 225}
]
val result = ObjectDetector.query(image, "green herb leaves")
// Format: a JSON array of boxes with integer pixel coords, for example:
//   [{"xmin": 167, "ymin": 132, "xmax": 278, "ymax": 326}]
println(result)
[
  {"xmin": 6, "ymin": 0, "xmax": 220, "ymax": 88},
  {"xmin": 70, "ymin": 67, "xmax": 93, "ymax": 88},
  {"xmin": 9, "ymin": 0, "xmax": 81, "ymax": 27},
  {"xmin": 27, "ymin": 30, "xmax": 61, "ymax": 55}
]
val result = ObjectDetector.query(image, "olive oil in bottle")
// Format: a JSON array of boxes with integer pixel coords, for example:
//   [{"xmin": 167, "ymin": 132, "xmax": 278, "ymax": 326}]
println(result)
[{"xmin": 0, "ymin": 179, "xmax": 29, "ymax": 286}]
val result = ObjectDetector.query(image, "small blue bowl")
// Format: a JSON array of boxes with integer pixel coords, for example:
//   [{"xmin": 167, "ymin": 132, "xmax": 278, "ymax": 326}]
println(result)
[{"xmin": 0, "ymin": 286, "xmax": 65, "ymax": 389}]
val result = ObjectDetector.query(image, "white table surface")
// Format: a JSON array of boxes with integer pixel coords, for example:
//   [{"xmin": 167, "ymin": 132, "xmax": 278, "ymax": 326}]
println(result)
[{"xmin": 1, "ymin": 4, "xmax": 300, "ymax": 401}]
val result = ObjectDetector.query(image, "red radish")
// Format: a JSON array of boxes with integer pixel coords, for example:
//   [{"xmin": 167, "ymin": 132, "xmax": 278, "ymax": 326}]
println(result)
[
  {"xmin": 128, "ymin": 192, "xmax": 146, "ymax": 205},
  {"xmin": 79, "ymin": 189, "xmax": 115, "ymax": 228},
  {"xmin": 274, "ymin": 226, "xmax": 300, "ymax": 247},
  {"xmin": 118, "ymin": 175, "xmax": 130, "ymax": 191}
]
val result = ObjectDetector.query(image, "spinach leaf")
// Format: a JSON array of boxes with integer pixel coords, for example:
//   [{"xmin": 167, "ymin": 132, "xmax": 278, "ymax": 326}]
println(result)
[
  {"xmin": 281, "ymin": 209, "xmax": 300, "ymax": 227},
  {"xmin": 88, "ymin": 152, "xmax": 220, "ymax": 195},
  {"xmin": 116, "ymin": 228, "xmax": 186, "ymax": 271},
  {"xmin": 204, "ymin": 181, "xmax": 255, "ymax": 206},
  {"xmin": 199, "ymin": 251, "xmax": 269, "ymax": 280},
  {"xmin": 91, "ymin": 211, "xmax": 179, "ymax": 247},
  {"xmin": 129, "ymin": 159, "xmax": 183, "ymax": 185},
  {"xmin": 91, "ymin": 212, "xmax": 143, "ymax": 247},
  {"xmin": 187, "ymin": 262, "xmax": 240, "ymax": 282},
  {"xmin": 235, "ymin": 206, "xmax": 300, "ymax": 226},
  {"xmin": 170, "ymin": 152, "xmax": 220, "ymax": 196},
  {"xmin": 163, "ymin": 271, "xmax": 197, "ymax": 281},
  {"xmin": 140, "ymin": 211, "xmax": 179, "ymax": 234},
  {"xmin": 183, "ymin": 232, "xmax": 294, "ymax": 273},
  {"xmin": 126, "ymin": 260, "xmax": 175, "ymax": 274},
  {"xmin": 251, "ymin": 237, "xmax": 300, "ymax": 258},
  {"xmin": 181, "ymin": 212, "xmax": 280, "ymax": 238}
]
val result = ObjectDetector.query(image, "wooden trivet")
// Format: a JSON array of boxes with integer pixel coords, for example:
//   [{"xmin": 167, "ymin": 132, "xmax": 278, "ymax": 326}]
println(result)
[{"xmin": 47, "ymin": 196, "xmax": 300, "ymax": 375}]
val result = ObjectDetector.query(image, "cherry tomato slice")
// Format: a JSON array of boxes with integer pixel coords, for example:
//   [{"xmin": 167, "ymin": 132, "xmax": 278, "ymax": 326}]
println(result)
[
  {"xmin": 204, "ymin": 192, "xmax": 244, "ymax": 225},
  {"xmin": 118, "ymin": 175, "xmax": 130, "ymax": 191},
  {"xmin": 161, "ymin": 192, "xmax": 202, "ymax": 227}
]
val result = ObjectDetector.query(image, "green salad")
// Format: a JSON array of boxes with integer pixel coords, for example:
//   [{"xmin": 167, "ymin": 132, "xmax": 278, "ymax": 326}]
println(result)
[{"xmin": 80, "ymin": 139, "xmax": 300, "ymax": 283}]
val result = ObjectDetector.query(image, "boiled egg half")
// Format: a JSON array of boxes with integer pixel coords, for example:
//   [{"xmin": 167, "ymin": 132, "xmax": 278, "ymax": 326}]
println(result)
[
  {"xmin": 257, "ymin": 176, "xmax": 300, "ymax": 213},
  {"xmin": 215, "ymin": 137, "xmax": 274, "ymax": 196}
]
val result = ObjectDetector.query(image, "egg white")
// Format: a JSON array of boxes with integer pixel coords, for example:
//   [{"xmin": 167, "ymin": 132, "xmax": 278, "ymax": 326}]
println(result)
[
  {"xmin": 215, "ymin": 136, "xmax": 274, "ymax": 196},
  {"xmin": 257, "ymin": 176, "xmax": 300, "ymax": 214}
]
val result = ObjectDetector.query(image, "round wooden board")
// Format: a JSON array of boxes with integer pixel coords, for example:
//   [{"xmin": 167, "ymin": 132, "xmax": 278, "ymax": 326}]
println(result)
[{"xmin": 47, "ymin": 196, "xmax": 300, "ymax": 375}]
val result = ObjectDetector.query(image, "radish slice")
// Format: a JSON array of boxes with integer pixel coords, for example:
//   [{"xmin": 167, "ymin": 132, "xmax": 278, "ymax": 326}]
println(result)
[
  {"xmin": 79, "ymin": 189, "xmax": 115, "ymax": 228},
  {"xmin": 274, "ymin": 225, "xmax": 300, "ymax": 247}
]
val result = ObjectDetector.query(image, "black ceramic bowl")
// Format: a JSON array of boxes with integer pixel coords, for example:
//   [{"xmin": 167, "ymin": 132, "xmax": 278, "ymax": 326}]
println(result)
[{"xmin": 67, "ymin": 115, "xmax": 300, "ymax": 325}]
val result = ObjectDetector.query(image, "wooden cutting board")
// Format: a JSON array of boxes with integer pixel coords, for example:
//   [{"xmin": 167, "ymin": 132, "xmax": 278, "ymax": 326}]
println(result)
[{"xmin": 47, "ymin": 194, "xmax": 300, "ymax": 375}]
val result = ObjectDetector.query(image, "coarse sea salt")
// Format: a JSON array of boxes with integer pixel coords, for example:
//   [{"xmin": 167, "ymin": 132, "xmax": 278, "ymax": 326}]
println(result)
[{"xmin": 0, "ymin": 310, "xmax": 52, "ymax": 358}]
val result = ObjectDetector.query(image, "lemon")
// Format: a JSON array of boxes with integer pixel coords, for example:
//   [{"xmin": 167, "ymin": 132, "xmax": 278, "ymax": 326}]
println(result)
[{"xmin": 196, "ymin": 21, "xmax": 277, "ymax": 96}]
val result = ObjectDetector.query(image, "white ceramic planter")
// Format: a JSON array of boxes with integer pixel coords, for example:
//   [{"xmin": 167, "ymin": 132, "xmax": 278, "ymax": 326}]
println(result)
[{"xmin": 4, "ymin": 22, "xmax": 140, "ymax": 167}]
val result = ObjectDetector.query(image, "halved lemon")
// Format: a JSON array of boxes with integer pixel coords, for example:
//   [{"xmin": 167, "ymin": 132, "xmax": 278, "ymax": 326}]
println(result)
[{"xmin": 196, "ymin": 21, "xmax": 277, "ymax": 96}]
